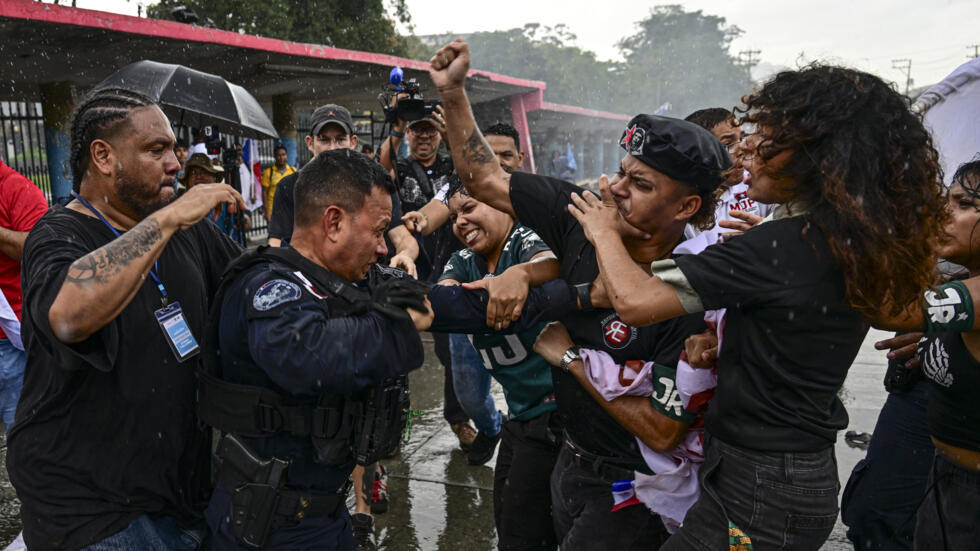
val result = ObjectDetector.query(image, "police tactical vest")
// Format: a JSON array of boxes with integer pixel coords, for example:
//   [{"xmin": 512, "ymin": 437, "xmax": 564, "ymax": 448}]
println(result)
[{"xmin": 197, "ymin": 246, "xmax": 408, "ymax": 467}]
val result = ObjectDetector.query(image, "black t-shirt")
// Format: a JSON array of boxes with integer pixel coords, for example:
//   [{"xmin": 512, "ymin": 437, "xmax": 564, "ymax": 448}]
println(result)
[
  {"xmin": 7, "ymin": 206, "xmax": 241, "ymax": 550},
  {"xmin": 672, "ymin": 215, "xmax": 869, "ymax": 452},
  {"xmin": 509, "ymin": 172, "xmax": 706, "ymax": 466},
  {"xmin": 917, "ymin": 332, "xmax": 980, "ymax": 451},
  {"xmin": 395, "ymin": 153, "xmax": 461, "ymax": 282},
  {"xmin": 268, "ymin": 170, "xmax": 405, "ymax": 245}
]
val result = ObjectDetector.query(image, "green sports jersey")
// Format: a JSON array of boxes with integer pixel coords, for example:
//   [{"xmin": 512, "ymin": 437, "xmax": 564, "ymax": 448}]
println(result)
[{"xmin": 440, "ymin": 224, "xmax": 556, "ymax": 421}]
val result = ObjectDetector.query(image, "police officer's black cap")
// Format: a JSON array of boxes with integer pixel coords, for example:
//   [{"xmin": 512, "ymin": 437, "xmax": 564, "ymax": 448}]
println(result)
[{"xmin": 619, "ymin": 114, "xmax": 732, "ymax": 194}]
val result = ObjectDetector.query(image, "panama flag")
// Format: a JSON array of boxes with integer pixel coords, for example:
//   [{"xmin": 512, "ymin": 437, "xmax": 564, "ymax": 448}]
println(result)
[
  {"xmin": 610, "ymin": 479, "xmax": 642, "ymax": 512},
  {"xmin": 241, "ymin": 139, "xmax": 263, "ymax": 211}
]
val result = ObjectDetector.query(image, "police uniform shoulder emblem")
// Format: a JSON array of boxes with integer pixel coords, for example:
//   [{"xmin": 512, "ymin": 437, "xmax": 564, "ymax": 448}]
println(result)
[
  {"xmin": 600, "ymin": 312, "xmax": 638, "ymax": 350},
  {"xmin": 253, "ymin": 279, "xmax": 302, "ymax": 311}
]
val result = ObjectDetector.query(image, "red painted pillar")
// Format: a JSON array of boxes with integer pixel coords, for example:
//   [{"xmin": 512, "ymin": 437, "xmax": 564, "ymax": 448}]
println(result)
[{"xmin": 509, "ymin": 91, "xmax": 541, "ymax": 173}]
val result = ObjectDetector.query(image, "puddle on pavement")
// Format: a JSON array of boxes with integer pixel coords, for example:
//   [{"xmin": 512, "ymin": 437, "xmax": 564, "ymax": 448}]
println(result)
[{"xmin": 0, "ymin": 333, "xmax": 892, "ymax": 550}]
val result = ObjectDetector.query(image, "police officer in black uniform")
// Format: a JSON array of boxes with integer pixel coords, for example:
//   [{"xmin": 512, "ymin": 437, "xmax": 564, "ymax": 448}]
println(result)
[{"xmin": 199, "ymin": 150, "xmax": 433, "ymax": 550}]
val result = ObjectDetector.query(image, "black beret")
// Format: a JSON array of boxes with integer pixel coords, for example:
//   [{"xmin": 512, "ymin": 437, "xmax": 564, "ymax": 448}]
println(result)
[{"xmin": 619, "ymin": 114, "xmax": 732, "ymax": 194}]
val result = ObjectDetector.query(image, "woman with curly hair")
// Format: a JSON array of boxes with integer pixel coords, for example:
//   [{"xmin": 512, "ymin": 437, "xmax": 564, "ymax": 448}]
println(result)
[{"xmin": 564, "ymin": 65, "xmax": 947, "ymax": 550}]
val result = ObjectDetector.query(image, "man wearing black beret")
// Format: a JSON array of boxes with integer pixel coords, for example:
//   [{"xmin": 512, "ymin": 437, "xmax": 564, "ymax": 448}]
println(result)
[{"xmin": 429, "ymin": 39, "xmax": 731, "ymax": 549}]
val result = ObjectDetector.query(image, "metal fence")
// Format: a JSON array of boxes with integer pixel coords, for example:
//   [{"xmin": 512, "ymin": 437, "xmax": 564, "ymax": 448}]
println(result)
[
  {"xmin": 1, "ymin": 101, "xmax": 388, "ymax": 243},
  {"xmin": 1, "ymin": 101, "xmax": 52, "ymax": 203}
]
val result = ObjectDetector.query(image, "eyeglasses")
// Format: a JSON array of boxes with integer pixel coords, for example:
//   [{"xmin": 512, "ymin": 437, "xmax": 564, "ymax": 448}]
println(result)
[
  {"xmin": 409, "ymin": 127, "xmax": 438, "ymax": 138},
  {"xmin": 314, "ymin": 135, "xmax": 350, "ymax": 146}
]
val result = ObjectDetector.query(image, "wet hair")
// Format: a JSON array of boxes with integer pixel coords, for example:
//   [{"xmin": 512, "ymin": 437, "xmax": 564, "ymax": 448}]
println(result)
[
  {"xmin": 735, "ymin": 64, "xmax": 946, "ymax": 319},
  {"xmin": 952, "ymin": 158, "xmax": 980, "ymax": 195},
  {"xmin": 294, "ymin": 148, "xmax": 395, "ymax": 228},
  {"xmin": 684, "ymin": 108, "xmax": 733, "ymax": 133},
  {"xmin": 445, "ymin": 172, "xmax": 468, "ymax": 205},
  {"xmin": 69, "ymin": 87, "xmax": 154, "ymax": 193},
  {"xmin": 484, "ymin": 123, "xmax": 521, "ymax": 152}
]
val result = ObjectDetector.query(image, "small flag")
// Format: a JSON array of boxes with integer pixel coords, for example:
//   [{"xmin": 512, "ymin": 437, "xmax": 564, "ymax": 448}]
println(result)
[
  {"xmin": 610, "ymin": 479, "xmax": 642, "ymax": 512},
  {"xmin": 241, "ymin": 139, "xmax": 263, "ymax": 211}
]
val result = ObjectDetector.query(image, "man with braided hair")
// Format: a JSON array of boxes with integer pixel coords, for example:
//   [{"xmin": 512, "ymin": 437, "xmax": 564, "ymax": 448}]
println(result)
[{"xmin": 6, "ymin": 87, "xmax": 245, "ymax": 549}]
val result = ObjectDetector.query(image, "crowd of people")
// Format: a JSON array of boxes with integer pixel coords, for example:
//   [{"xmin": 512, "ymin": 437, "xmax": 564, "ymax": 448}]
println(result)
[{"xmin": 0, "ymin": 36, "xmax": 977, "ymax": 551}]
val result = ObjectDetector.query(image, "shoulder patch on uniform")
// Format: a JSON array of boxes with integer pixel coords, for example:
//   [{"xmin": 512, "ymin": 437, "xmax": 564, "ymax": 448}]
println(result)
[{"xmin": 252, "ymin": 279, "xmax": 302, "ymax": 311}]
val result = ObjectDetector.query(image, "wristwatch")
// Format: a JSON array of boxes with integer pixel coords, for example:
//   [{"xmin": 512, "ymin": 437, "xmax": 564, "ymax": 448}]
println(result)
[{"xmin": 559, "ymin": 346, "xmax": 581, "ymax": 372}]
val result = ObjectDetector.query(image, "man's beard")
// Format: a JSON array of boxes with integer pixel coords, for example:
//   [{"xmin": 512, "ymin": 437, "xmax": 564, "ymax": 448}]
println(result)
[{"xmin": 115, "ymin": 171, "xmax": 174, "ymax": 221}]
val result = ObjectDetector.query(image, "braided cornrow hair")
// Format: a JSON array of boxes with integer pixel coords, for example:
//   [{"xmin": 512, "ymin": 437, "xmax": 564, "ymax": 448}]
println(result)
[{"xmin": 69, "ymin": 87, "xmax": 154, "ymax": 192}]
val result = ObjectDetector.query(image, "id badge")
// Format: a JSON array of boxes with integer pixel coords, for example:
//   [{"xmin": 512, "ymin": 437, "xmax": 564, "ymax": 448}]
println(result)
[{"xmin": 154, "ymin": 301, "xmax": 200, "ymax": 362}]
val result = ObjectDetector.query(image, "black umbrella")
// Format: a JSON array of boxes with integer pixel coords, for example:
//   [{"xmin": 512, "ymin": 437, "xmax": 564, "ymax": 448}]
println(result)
[{"xmin": 94, "ymin": 60, "xmax": 277, "ymax": 139}]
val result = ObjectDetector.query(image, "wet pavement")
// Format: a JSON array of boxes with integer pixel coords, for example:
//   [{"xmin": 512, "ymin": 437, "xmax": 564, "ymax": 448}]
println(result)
[{"xmin": 0, "ymin": 330, "xmax": 894, "ymax": 550}]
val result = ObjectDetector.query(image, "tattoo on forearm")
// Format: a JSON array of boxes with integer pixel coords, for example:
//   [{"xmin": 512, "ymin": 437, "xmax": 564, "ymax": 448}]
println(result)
[
  {"xmin": 65, "ymin": 217, "xmax": 163, "ymax": 285},
  {"xmin": 462, "ymin": 130, "xmax": 496, "ymax": 165}
]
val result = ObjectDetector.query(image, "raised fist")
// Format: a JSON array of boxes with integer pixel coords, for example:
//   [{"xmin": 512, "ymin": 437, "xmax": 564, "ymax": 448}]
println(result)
[{"xmin": 429, "ymin": 39, "xmax": 470, "ymax": 93}]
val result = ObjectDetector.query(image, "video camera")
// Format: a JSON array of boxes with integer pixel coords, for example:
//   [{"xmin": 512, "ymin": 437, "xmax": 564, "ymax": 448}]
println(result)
[{"xmin": 381, "ymin": 67, "xmax": 442, "ymax": 124}]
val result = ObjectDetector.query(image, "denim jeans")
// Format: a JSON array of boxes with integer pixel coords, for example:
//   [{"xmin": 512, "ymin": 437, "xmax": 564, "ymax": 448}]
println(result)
[
  {"xmin": 662, "ymin": 435, "xmax": 840, "ymax": 551},
  {"xmin": 550, "ymin": 446, "xmax": 669, "ymax": 550},
  {"xmin": 78, "ymin": 515, "xmax": 205, "ymax": 551},
  {"xmin": 433, "ymin": 332, "xmax": 469, "ymax": 425},
  {"xmin": 842, "ymin": 381, "xmax": 933, "ymax": 550},
  {"xmin": 495, "ymin": 412, "xmax": 562, "ymax": 551},
  {"xmin": 449, "ymin": 333, "xmax": 502, "ymax": 436},
  {"xmin": 0, "ymin": 338, "xmax": 26, "ymax": 432},
  {"xmin": 914, "ymin": 451, "xmax": 980, "ymax": 551}
]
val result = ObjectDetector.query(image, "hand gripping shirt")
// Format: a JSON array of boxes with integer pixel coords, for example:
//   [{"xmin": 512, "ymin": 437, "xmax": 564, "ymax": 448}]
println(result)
[
  {"xmin": 439, "ymin": 224, "xmax": 555, "ymax": 421},
  {"xmin": 656, "ymin": 206, "xmax": 869, "ymax": 452},
  {"xmin": 509, "ymin": 172, "xmax": 707, "ymax": 466}
]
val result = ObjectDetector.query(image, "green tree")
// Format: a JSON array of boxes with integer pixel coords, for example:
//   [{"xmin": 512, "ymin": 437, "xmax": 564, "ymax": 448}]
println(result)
[
  {"xmin": 146, "ymin": 0, "xmax": 415, "ymax": 57},
  {"xmin": 616, "ymin": 5, "xmax": 750, "ymax": 116},
  {"xmin": 464, "ymin": 24, "xmax": 622, "ymax": 112}
]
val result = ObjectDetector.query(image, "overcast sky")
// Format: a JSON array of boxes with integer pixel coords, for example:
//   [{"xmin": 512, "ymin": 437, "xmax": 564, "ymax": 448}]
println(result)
[{"xmin": 77, "ymin": 0, "xmax": 979, "ymax": 88}]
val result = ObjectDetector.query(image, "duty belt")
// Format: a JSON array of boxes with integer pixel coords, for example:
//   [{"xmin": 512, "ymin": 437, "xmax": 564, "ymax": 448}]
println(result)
[
  {"xmin": 563, "ymin": 437, "xmax": 646, "ymax": 483},
  {"xmin": 215, "ymin": 433, "xmax": 351, "ymax": 548}
]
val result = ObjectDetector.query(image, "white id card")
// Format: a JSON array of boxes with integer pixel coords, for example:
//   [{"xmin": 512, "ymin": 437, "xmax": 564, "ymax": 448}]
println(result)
[{"xmin": 154, "ymin": 301, "xmax": 200, "ymax": 361}]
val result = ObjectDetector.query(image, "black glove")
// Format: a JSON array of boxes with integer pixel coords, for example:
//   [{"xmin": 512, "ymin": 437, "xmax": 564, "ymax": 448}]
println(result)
[{"xmin": 369, "ymin": 276, "xmax": 432, "ymax": 322}]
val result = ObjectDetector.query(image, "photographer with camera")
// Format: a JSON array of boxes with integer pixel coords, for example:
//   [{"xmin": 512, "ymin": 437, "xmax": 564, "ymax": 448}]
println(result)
[{"xmin": 376, "ymin": 78, "xmax": 482, "ymax": 453}]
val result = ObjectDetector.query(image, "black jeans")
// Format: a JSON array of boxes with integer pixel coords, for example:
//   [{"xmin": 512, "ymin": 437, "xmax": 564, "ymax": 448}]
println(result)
[
  {"xmin": 433, "ymin": 332, "xmax": 468, "ymax": 425},
  {"xmin": 550, "ymin": 446, "xmax": 669, "ymax": 550},
  {"xmin": 842, "ymin": 381, "xmax": 933, "ymax": 550},
  {"xmin": 914, "ymin": 451, "xmax": 980, "ymax": 551},
  {"xmin": 662, "ymin": 435, "xmax": 839, "ymax": 551},
  {"xmin": 494, "ymin": 412, "xmax": 562, "ymax": 551}
]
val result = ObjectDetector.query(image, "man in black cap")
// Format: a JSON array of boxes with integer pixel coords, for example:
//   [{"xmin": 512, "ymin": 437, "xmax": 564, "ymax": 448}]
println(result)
[
  {"xmin": 429, "ymin": 39, "xmax": 732, "ymax": 549},
  {"xmin": 268, "ymin": 104, "xmax": 419, "ymax": 278}
]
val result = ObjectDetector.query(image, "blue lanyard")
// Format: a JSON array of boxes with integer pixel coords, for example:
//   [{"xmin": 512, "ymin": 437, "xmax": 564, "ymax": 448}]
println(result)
[{"xmin": 70, "ymin": 192, "xmax": 169, "ymax": 305}]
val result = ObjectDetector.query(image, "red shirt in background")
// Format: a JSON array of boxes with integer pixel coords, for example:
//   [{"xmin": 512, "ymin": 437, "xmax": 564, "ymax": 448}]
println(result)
[{"xmin": 0, "ymin": 160, "xmax": 49, "ymax": 339}]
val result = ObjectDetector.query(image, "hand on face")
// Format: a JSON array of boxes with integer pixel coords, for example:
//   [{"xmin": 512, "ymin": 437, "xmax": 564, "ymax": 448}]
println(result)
[{"xmin": 567, "ymin": 175, "xmax": 630, "ymax": 245}]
